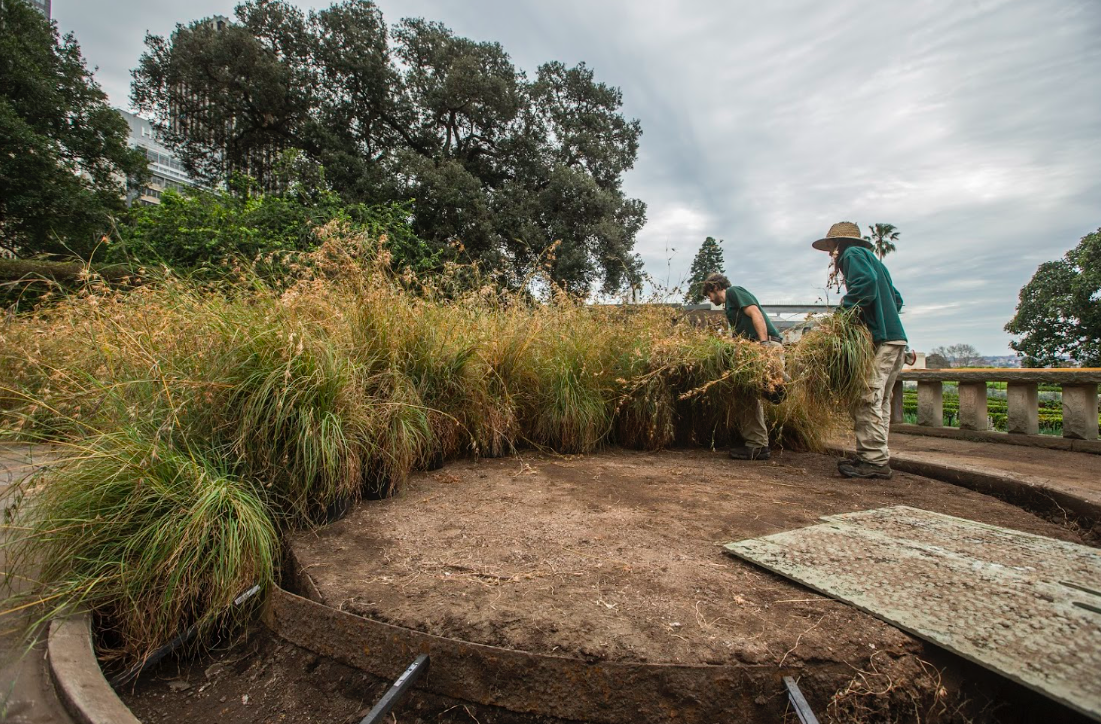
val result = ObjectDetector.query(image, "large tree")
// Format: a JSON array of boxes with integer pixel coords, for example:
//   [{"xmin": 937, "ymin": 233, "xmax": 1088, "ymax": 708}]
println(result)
[
  {"xmin": 930, "ymin": 343, "xmax": 985, "ymax": 368},
  {"xmin": 131, "ymin": 1, "xmax": 646, "ymax": 293},
  {"xmin": 1005, "ymin": 228, "xmax": 1100, "ymax": 367},
  {"xmin": 924, "ymin": 352, "xmax": 949, "ymax": 369},
  {"xmin": 684, "ymin": 236, "xmax": 725, "ymax": 303},
  {"xmin": 863, "ymin": 223, "xmax": 900, "ymax": 261},
  {"xmin": 0, "ymin": 0, "xmax": 147, "ymax": 259}
]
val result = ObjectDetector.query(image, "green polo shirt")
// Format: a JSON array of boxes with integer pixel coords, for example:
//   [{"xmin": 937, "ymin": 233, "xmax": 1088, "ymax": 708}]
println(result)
[
  {"xmin": 838, "ymin": 246, "xmax": 907, "ymax": 343},
  {"xmin": 724, "ymin": 286, "xmax": 780, "ymax": 341}
]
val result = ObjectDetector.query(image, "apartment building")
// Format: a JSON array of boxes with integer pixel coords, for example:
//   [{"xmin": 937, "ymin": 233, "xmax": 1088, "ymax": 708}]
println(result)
[{"xmin": 118, "ymin": 109, "xmax": 200, "ymax": 205}]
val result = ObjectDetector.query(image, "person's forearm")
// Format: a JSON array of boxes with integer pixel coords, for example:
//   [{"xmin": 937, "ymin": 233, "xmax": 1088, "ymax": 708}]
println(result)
[
  {"xmin": 753, "ymin": 315, "xmax": 768, "ymax": 341},
  {"xmin": 747, "ymin": 306, "xmax": 769, "ymax": 341}
]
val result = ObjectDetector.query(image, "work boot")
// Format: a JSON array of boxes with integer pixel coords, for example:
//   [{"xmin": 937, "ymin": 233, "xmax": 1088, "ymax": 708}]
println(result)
[
  {"xmin": 838, "ymin": 458, "xmax": 892, "ymax": 479},
  {"xmin": 729, "ymin": 445, "xmax": 770, "ymax": 461}
]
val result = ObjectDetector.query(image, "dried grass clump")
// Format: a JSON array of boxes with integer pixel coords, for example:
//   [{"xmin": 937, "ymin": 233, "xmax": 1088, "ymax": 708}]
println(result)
[{"xmin": 1, "ymin": 226, "xmax": 870, "ymax": 663}]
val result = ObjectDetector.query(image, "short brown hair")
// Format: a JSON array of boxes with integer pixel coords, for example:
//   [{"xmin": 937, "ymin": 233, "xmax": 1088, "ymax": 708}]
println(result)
[{"xmin": 701, "ymin": 273, "xmax": 730, "ymax": 296}]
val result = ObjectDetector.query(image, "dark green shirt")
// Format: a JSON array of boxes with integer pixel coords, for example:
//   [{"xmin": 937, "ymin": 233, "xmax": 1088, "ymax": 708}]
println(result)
[
  {"xmin": 724, "ymin": 286, "xmax": 780, "ymax": 341},
  {"xmin": 838, "ymin": 246, "xmax": 907, "ymax": 343}
]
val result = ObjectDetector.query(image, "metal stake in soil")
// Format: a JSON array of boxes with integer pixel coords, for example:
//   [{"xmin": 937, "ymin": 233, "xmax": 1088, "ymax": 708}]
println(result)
[
  {"xmin": 783, "ymin": 676, "xmax": 820, "ymax": 724},
  {"xmin": 360, "ymin": 654, "xmax": 430, "ymax": 724},
  {"xmin": 109, "ymin": 584, "xmax": 262, "ymax": 689}
]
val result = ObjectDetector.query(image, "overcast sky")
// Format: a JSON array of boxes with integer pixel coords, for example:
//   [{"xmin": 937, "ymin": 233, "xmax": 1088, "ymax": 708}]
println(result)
[{"xmin": 54, "ymin": 0, "xmax": 1100, "ymax": 355}]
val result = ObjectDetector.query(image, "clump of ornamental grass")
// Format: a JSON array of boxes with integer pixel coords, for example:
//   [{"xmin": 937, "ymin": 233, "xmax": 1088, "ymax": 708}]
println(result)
[
  {"xmin": 358, "ymin": 371, "xmax": 433, "ymax": 497},
  {"xmin": 518, "ymin": 299, "xmax": 619, "ymax": 453},
  {"xmin": 2, "ymin": 429, "xmax": 278, "ymax": 665},
  {"xmin": 221, "ymin": 324, "xmax": 370, "ymax": 526}
]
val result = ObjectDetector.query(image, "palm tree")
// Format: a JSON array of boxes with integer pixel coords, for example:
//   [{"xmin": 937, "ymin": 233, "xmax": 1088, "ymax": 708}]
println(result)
[{"xmin": 863, "ymin": 223, "xmax": 901, "ymax": 260}]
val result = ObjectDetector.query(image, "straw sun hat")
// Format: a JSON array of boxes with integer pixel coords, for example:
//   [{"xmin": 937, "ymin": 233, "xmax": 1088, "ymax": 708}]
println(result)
[{"xmin": 811, "ymin": 221, "xmax": 875, "ymax": 252}]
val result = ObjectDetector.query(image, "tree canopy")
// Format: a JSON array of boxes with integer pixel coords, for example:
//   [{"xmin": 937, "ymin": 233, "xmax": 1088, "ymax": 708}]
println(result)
[
  {"xmin": 924, "ymin": 353, "xmax": 949, "ymax": 369},
  {"xmin": 684, "ymin": 236, "xmax": 725, "ymax": 303},
  {"xmin": 863, "ymin": 223, "xmax": 900, "ymax": 261},
  {"xmin": 930, "ymin": 344, "xmax": 985, "ymax": 368},
  {"xmin": 1005, "ymin": 228, "xmax": 1101, "ymax": 367},
  {"xmin": 0, "ymin": 0, "xmax": 147, "ymax": 259},
  {"xmin": 131, "ymin": 1, "xmax": 646, "ymax": 293}
]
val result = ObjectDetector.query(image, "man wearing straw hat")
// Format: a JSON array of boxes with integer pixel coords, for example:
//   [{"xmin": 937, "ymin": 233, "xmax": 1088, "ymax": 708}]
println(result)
[
  {"xmin": 701, "ymin": 272, "xmax": 784, "ymax": 461},
  {"xmin": 812, "ymin": 221, "xmax": 907, "ymax": 479}
]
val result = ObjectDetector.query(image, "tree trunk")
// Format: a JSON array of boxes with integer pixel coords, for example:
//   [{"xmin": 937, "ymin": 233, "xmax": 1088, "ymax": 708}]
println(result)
[{"xmin": 0, "ymin": 259, "xmax": 138, "ymax": 283}]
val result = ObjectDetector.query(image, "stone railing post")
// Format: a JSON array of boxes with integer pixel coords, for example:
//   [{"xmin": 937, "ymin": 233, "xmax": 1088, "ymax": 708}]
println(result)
[
  {"xmin": 958, "ymin": 381, "xmax": 989, "ymax": 431},
  {"xmin": 917, "ymin": 381, "xmax": 943, "ymax": 427},
  {"xmin": 1062, "ymin": 384, "xmax": 1099, "ymax": 440},
  {"xmin": 1006, "ymin": 382, "xmax": 1039, "ymax": 435},
  {"xmin": 890, "ymin": 380, "xmax": 904, "ymax": 425}
]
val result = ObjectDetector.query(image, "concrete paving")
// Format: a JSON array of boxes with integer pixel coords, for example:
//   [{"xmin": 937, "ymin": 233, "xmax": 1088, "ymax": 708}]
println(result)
[
  {"xmin": 1, "ymin": 443, "xmax": 73, "ymax": 724},
  {"xmin": 884, "ymin": 432, "xmax": 1101, "ymax": 512},
  {"xmin": 827, "ymin": 431, "xmax": 1101, "ymax": 534}
]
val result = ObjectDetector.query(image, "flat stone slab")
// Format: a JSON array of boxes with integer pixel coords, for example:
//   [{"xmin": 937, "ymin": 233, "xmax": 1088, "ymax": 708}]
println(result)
[{"xmin": 725, "ymin": 506, "xmax": 1101, "ymax": 722}]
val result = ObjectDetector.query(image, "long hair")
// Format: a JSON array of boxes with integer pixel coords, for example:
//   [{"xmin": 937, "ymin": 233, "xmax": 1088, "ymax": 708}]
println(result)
[{"xmin": 827, "ymin": 240, "xmax": 859, "ymax": 291}]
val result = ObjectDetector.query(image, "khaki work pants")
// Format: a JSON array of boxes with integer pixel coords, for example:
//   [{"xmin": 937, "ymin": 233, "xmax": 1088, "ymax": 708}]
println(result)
[
  {"xmin": 736, "ymin": 399, "xmax": 770, "ymax": 449},
  {"xmin": 735, "ymin": 341, "xmax": 784, "ymax": 449},
  {"xmin": 853, "ymin": 340, "xmax": 907, "ymax": 466}
]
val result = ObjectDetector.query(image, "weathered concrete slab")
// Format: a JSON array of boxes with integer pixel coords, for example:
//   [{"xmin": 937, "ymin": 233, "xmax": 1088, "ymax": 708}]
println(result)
[
  {"xmin": 1063, "ymin": 384, "xmax": 1100, "ymax": 441},
  {"xmin": 958, "ymin": 381, "xmax": 989, "ymax": 431},
  {"xmin": 725, "ymin": 506, "xmax": 1101, "ymax": 722},
  {"xmin": 1007, "ymin": 382, "xmax": 1040, "ymax": 435}
]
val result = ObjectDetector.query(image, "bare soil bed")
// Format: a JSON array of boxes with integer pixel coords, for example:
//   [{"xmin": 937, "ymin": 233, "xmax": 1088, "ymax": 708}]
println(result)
[
  {"xmin": 284, "ymin": 447, "xmax": 1093, "ymax": 722},
  {"xmin": 120, "ymin": 448, "xmax": 1096, "ymax": 723}
]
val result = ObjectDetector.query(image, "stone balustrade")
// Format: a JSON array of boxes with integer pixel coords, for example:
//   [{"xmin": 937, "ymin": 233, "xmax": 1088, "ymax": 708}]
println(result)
[{"xmin": 893, "ymin": 369, "xmax": 1101, "ymax": 442}]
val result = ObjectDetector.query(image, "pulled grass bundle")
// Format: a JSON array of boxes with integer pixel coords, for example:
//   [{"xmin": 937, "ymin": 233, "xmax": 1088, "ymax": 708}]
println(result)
[
  {"xmin": 613, "ymin": 320, "xmax": 783, "ymax": 450},
  {"xmin": 0, "ymin": 227, "xmax": 875, "ymax": 663},
  {"xmin": 792, "ymin": 308, "xmax": 876, "ymax": 410}
]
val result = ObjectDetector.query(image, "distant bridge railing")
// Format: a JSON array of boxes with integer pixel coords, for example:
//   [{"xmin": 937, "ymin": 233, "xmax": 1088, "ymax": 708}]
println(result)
[
  {"xmin": 892, "ymin": 369, "xmax": 1101, "ymax": 446},
  {"xmin": 679, "ymin": 303, "xmax": 834, "ymax": 333}
]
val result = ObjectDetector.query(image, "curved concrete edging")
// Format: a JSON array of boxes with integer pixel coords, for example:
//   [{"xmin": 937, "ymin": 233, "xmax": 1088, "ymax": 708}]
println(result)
[
  {"xmin": 48, "ymin": 613, "xmax": 142, "ymax": 724},
  {"xmin": 828, "ymin": 446, "xmax": 1101, "ymax": 533}
]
